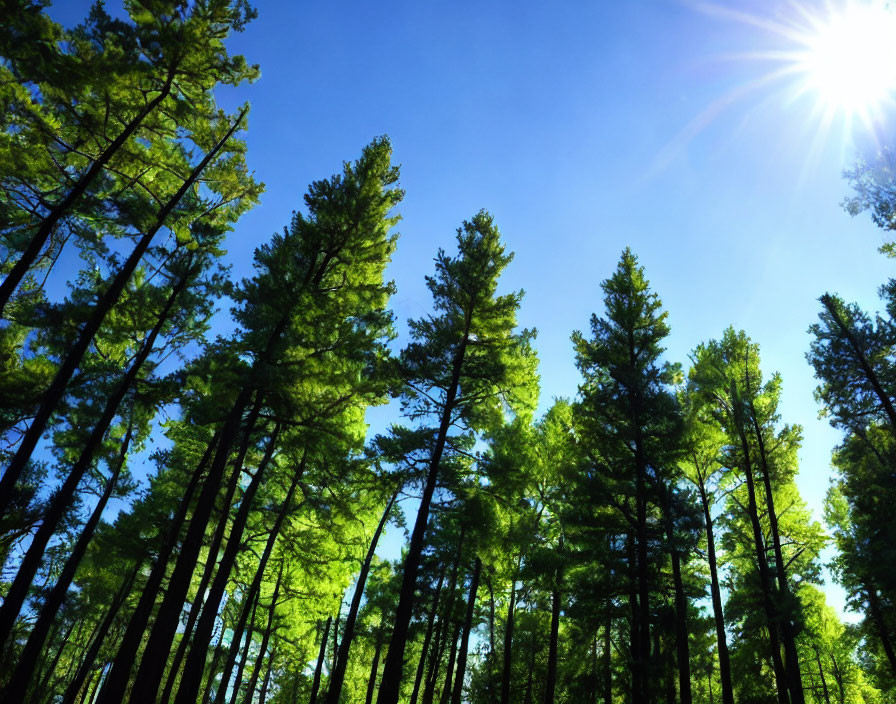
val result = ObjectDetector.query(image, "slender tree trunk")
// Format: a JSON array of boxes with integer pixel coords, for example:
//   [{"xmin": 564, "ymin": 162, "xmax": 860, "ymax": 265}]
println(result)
[
  {"xmin": 30, "ymin": 620, "xmax": 76, "ymax": 702},
  {"xmin": 0, "ymin": 260, "xmax": 197, "ymax": 651},
  {"xmin": 523, "ymin": 635, "xmax": 536, "ymax": 704},
  {"xmin": 543, "ymin": 583, "xmax": 561, "ymax": 704},
  {"xmin": 94, "ymin": 431, "xmax": 217, "ymax": 704},
  {"xmin": 735, "ymin": 421, "xmax": 789, "ymax": 704},
  {"xmin": 422, "ymin": 616, "xmax": 447, "ymax": 704},
  {"xmin": 0, "ymin": 110, "xmax": 246, "ymax": 515},
  {"xmin": 627, "ymin": 532, "xmax": 643, "ymax": 704},
  {"xmin": 325, "ymin": 491, "xmax": 398, "ymax": 704},
  {"xmin": 866, "ymin": 586, "xmax": 896, "ymax": 676},
  {"xmin": 829, "ymin": 654, "xmax": 845, "ymax": 704},
  {"xmin": 159, "ymin": 430, "xmax": 251, "ymax": 704},
  {"xmin": 63, "ymin": 560, "xmax": 141, "ymax": 704},
  {"xmin": 229, "ymin": 592, "xmax": 260, "ymax": 704},
  {"xmin": 439, "ymin": 619, "xmax": 463, "ymax": 704},
  {"xmin": 243, "ymin": 563, "xmax": 283, "ymax": 702},
  {"xmin": 0, "ymin": 66, "xmax": 177, "ymax": 315},
  {"xmin": 4, "ymin": 421, "xmax": 134, "ymax": 701},
  {"xmin": 309, "ymin": 617, "xmax": 332, "ymax": 704},
  {"xmin": 167, "ymin": 424, "xmax": 283, "ymax": 704},
  {"xmin": 813, "ymin": 646, "xmax": 831, "ymax": 704},
  {"xmin": 213, "ymin": 463, "xmax": 303, "ymax": 704},
  {"xmin": 670, "ymin": 549, "xmax": 692, "ymax": 704},
  {"xmin": 745, "ymin": 380, "xmax": 804, "ymax": 704},
  {"xmin": 451, "ymin": 556, "xmax": 481, "ymax": 704},
  {"xmin": 376, "ymin": 325, "xmax": 470, "ymax": 704},
  {"xmin": 258, "ymin": 650, "xmax": 274, "ymax": 704},
  {"xmin": 603, "ymin": 611, "xmax": 612, "ymax": 704},
  {"xmin": 696, "ymin": 476, "xmax": 734, "ymax": 704},
  {"xmin": 410, "ymin": 566, "xmax": 447, "ymax": 704},
  {"xmin": 501, "ymin": 554, "xmax": 522, "ymax": 704},
  {"xmin": 365, "ymin": 630, "xmax": 384, "ymax": 704},
  {"xmin": 200, "ymin": 626, "xmax": 227, "ymax": 704}
]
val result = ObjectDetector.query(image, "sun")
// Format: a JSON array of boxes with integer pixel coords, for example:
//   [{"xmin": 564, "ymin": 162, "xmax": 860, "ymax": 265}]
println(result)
[{"xmin": 793, "ymin": 1, "xmax": 896, "ymax": 121}]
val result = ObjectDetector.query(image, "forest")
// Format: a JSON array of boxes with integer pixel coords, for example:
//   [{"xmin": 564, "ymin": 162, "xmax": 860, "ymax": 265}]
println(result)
[{"xmin": 2, "ymin": 2, "xmax": 896, "ymax": 703}]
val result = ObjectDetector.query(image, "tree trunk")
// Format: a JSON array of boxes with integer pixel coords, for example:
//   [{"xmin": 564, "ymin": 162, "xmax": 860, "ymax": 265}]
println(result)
[
  {"xmin": 745, "ymin": 380, "xmax": 804, "ymax": 704},
  {"xmin": 0, "ymin": 260, "xmax": 196, "ymax": 651},
  {"xmin": 365, "ymin": 630, "xmax": 384, "ymax": 704},
  {"xmin": 62, "ymin": 560, "xmax": 142, "ymax": 704},
  {"xmin": 813, "ymin": 646, "xmax": 831, "ymax": 704},
  {"xmin": 735, "ymin": 420, "xmax": 790, "ymax": 704},
  {"xmin": 258, "ymin": 650, "xmax": 274, "ymax": 704},
  {"xmin": 325, "ymin": 490, "xmax": 398, "ymax": 704},
  {"xmin": 523, "ymin": 635, "xmax": 536, "ymax": 704},
  {"xmin": 0, "ymin": 109, "xmax": 246, "ymax": 516},
  {"xmin": 627, "ymin": 532, "xmax": 642, "ymax": 704},
  {"xmin": 501, "ymin": 555, "xmax": 522, "ymax": 704},
  {"xmin": 603, "ymin": 610, "xmax": 612, "ymax": 704},
  {"xmin": 451, "ymin": 556, "xmax": 481, "ymax": 704},
  {"xmin": 228, "ymin": 592, "xmax": 260, "ymax": 704},
  {"xmin": 200, "ymin": 626, "xmax": 227, "ymax": 704},
  {"xmin": 167, "ymin": 423, "xmax": 283, "ymax": 704},
  {"xmin": 243, "ymin": 562, "xmax": 283, "ymax": 702},
  {"xmin": 4, "ymin": 421, "xmax": 134, "ymax": 701},
  {"xmin": 439, "ymin": 619, "xmax": 463, "ymax": 704},
  {"xmin": 309, "ymin": 617, "xmax": 332, "ymax": 704},
  {"xmin": 670, "ymin": 549, "xmax": 692, "ymax": 704},
  {"xmin": 543, "ymin": 583, "xmax": 561, "ymax": 704},
  {"xmin": 0, "ymin": 65, "xmax": 178, "ymax": 315},
  {"xmin": 94, "ymin": 432, "xmax": 217, "ymax": 704},
  {"xmin": 409, "ymin": 566, "xmax": 446, "ymax": 704},
  {"xmin": 866, "ymin": 586, "xmax": 896, "ymax": 676},
  {"xmin": 213, "ymin": 462, "xmax": 303, "ymax": 704},
  {"xmin": 829, "ymin": 654, "xmax": 845, "ymax": 704},
  {"xmin": 375, "ymin": 325, "xmax": 471, "ymax": 704},
  {"xmin": 696, "ymin": 476, "xmax": 734, "ymax": 704}
]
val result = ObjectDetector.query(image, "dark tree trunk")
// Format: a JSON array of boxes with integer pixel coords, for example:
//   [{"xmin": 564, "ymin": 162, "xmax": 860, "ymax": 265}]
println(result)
[
  {"xmin": 94, "ymin": 433, "xmax": 216, "ymax": 704},
  {"xmin": 200, "ymin": 626, "xmax": 227, "ymax": 704},
  {"xmin": 213, "ymin": 462, "xmax": 303, "ymax": 704},
  {"xmin": 451, "ymin": 556, "xmax": 481, "ymax": 704},
  {"xmin": 0, "ymin": 261, "xmax": 195, "ymax": 651},
  {"xmin": 4, "ymin": 422, "xmax": 134, "ymax": 701},
  {"xmin": 670, "ymin": 549, "xmax": 692, "ymax": 704},
  {"xmin": 439, "ymin": 619, "xmax": 463, "ymax": 704},
  {"xmin": 745, "ymin": 381, "xmax": 804, "ymax": 704},
  {"xmin": 0, "ymin": 66, "xmax": 177, "ymax": 315},
  {"xmin": 159, "ymin": 429, "xmax": 251, "ymax": 704},
  {"xmin": 0, "ymin": 110, "xmax": 246, "ymax": 516},
  {"xmin": 62, "ymin": 559, "xmax": 141, "ymax": 704},
  {"xmin": 627, "ymin": 533, "xmax": 642, "ymax": 704},
  {"xmin": 604, "ymin": 604, "xmax": 613, "ymax": 704},
  {"xmin": 829, "ymin": 654, "xmax": 845, "ymax": 704},
  {"xmin": 365, "ymin": 630, "xmax": 384, "ymax": 704},
  {"xmin": 424, "ymin": 531, "xmax": 466, "ymax": 704},
  {"xmin": 501, "ymin": 559, "xmax": 520, "ymax": 704},
  {"xmin": 543, "ymin": 583, "xmax": 561, "ymax": 704},
  {"xmin": 325, "ymin": 490, "xmax": 397, "ymax": 704},
  {"xmin": 523, "ymin": 635, "xmax": 536, "ymax": 704},
  {"xmin": 866, "ymin": 586, "xmax": 896, "ymax": 676},
  {"xmin": 696, "ymin": 475, "xmax": 734, "ymax": 704},
  {"xmin": 168, "ymin": 423, "xmax": 283, "ymax": 704},
  {"xmin": 410, "ymin": 566, "xmax": 447, "ymax": 704},
  {"xmin": 243, "ymin": 563, "xmax": 283, "ymax": 702},
  {"xmin": 736, "ymin": 422, "xmax": 790, "ymax": 704},
  {"xmin": 375, "ymin": 326, "xmax": 470, "ymax": 704},
  {"xmin": 229, "ymin": 592, "xmax": 260, "ymax": 704},
  {"xmin": 813, "ymin": 646, "xmax": 831, "ymax": 704},
  {"xmin": 309, "ymin": 617, "xmax": 332, "ymax": 704},
  {"xmin": 258, "ymin": 651, "xmax": 274, "ymax": 704}
]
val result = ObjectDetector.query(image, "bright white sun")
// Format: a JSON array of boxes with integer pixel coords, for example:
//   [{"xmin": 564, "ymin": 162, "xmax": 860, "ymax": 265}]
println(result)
[{"xmin": 796, "ymin": 2, "xmax": 896, "ymax": 118}]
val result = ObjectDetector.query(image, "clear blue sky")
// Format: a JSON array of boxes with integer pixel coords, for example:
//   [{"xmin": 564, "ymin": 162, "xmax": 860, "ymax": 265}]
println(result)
[{"xmin": 54, "ymin": 1, "xmax": 895, "ymax": 616}]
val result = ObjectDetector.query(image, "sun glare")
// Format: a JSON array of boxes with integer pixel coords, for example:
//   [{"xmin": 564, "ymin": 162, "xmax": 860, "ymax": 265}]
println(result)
[{"xmin": 796, "ymin": 2, "xmax": 896, "ymax": 120}]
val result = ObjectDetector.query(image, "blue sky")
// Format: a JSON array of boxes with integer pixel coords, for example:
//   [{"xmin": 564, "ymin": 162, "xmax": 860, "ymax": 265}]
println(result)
[{"xmin": 53, "ymin": 1, "xmax": 896, "ymax": 616}]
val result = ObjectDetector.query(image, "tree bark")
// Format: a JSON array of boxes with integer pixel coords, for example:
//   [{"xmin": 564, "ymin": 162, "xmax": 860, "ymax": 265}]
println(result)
[
  {"xmin": 228, "ymin": 591, "xmax": 260, "ymax": 704},
  {"xmin": 325, "ymin": 490, "xmax": 398, "ymax": 704},
  {"xmin": 439, "ymin": 619, "xmax": 463, "ymax": 704},
  {"xmin": 409, "ymin": 566, "xmax": 447, "ymax": 704},
  {"xmin": 375, "ymin": 322, "xmax": 471, "ymax": 704},
  {"xmin": 670, "ymin": 549, "xmax": 692, "ymax": 704},
  {"xmin": 501, "ymin": 553, "xmax": 522, "ymax": 704},
  {"xmin": 0, "ymin": 64, "xmax": 177, "ymax": 315},
  {"xmin": 813, "ymin": 646, "xmax": 831, "ymax": 704},
  {"xmin": 543, "ymin": 583, "xmax": 561, "ymax": 704},
  {"xmin": 0, "ymin": 109, "xmax": 246, "ymax": 516},
  {"xmin": 243, "ymin": 562, "xmax": 283, "ymax": 702},
  {"xmin": 0, "ymin": 261, "xmax": 196, "ymax": 650},
  {"xmin": 4, "ymin": 420, "xmax": 134, "ymax": 701},
  {"xmin": 451, "ymin": 556, "xmax": 481, "ymax": 704},
  {"xmin": 696, "ymin": 475, "xmax": 734, "ymax": 704},
  {"xmin": 365, "ymin": 630, "xmax": 384, "ymax": 704},
  {"xmin": 309, "ymin": 617, "xmax": 332, "ymax": 704}
]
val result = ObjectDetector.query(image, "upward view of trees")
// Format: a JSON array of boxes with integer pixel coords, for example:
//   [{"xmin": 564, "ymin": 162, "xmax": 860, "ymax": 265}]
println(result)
[{"xmin": 1, "ymin": 3, "xmax": 895, "ymax": 704}]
